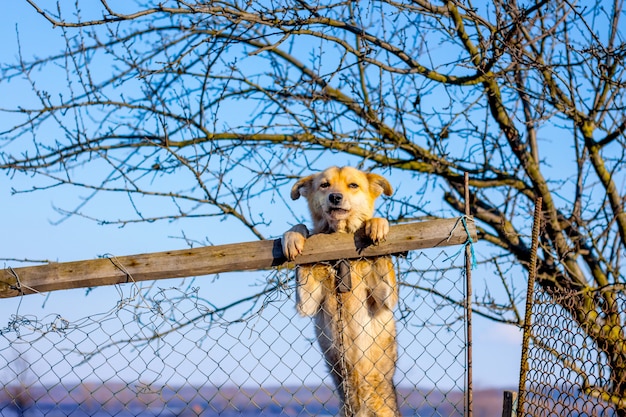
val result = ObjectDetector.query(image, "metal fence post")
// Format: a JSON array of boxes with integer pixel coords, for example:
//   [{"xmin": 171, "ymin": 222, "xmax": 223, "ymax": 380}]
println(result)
[
  {"xmin": 516, "ymin": 197, "xmax": 543, "ymax": 417},
  {"xmin": 464, "ymin": 172, "xmax": 473, "ymax": 417}
]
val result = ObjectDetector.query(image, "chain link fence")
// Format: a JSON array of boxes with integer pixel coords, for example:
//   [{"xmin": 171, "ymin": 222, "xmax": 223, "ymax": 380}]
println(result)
[
  {"xmin": 518, "ymin": 286, "xmax": 626, "ymax": 417},
  {"xmin": 0, "ymin": 248, "xmax": 470, "ymax": 417}
]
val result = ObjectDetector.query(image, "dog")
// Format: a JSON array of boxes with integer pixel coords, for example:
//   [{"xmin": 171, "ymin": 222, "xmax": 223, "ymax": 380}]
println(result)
[{"xmin": 282, "ymin": 166, "xmax": 400, "ymax": 417}]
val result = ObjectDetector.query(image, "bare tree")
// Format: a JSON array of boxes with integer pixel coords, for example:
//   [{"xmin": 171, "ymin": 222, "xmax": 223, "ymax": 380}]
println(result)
[{"xmin": 1, "ymin": 0, "xmax": 625, "ymax": 411}]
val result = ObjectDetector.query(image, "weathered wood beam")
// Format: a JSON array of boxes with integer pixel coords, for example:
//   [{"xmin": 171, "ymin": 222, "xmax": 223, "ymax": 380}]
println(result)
[{"xmin": 0, "ymin": 218, "xmax": 477, "ymax": 298}]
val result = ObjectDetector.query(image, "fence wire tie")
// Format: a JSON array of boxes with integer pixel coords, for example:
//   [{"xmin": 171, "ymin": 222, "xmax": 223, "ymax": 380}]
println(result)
[
  {"xmin": 104, "ymin": 254, "xmax": 159, "ymax": 314},
  {"xmin": 444, "ymin": 216, "xmax": 477, "ymax": 269},
  {"xmin": 7, "ymin": 266, "xmax": 42, "ymax": 296},
  {"xmin": 105, "ymin": 254, "xmax": 134, "ymax": 284}
]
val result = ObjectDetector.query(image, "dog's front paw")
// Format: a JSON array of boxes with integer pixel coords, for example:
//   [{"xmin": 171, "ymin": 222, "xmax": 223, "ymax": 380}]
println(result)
[
  {"xmin": 364, "ymin": 218, "xmax": 389, "ymax": 244},
  {"xmin": 282, "ymin": 224, "xmax": 309, "ymax": 260}
]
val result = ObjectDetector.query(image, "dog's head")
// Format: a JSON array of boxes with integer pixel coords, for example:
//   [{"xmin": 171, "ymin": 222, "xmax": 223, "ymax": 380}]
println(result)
[{"xmin": 290, "ymin": 166, "xmax": 393, "ymax": 234}]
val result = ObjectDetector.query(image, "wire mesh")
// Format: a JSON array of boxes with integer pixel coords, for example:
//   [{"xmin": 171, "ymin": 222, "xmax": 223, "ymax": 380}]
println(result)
[
  {"xmin": 0, "ymin": 249, "xmax": 468, "ymax": 417},
  {"xmin": 519, "ymin": 286, "xmax": 626, "ymax": 417}
]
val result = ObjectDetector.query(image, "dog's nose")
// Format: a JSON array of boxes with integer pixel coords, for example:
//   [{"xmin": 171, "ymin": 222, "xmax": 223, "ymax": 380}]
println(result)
[{"xmin": 329, "ymin": 193, "xmax": 343, "ymax": 205}]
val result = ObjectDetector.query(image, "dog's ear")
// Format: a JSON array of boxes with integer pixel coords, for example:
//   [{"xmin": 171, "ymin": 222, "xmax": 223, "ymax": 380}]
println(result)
[
  {"xmin": 290, "ymin": 175, "xmax": 315, "ymax": 200},
  {"xmin": 367, "ymin": 173, "xmax": 393, "ymax": 197}
]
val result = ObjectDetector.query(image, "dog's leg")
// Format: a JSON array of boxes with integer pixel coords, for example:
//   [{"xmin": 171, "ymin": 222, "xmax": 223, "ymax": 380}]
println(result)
[
  {"xmin": 364, "ymin": 217, "xmax": 390, "ymax": 245},
  {"xmin": 367, "ymin": 257, "xmax": 398, "ymax": 311},
  {"xmin": 283, "ymin": 224, "xmax": 326, "ymax": 316},
  {"xmin": 295, "ymin": 265, "xmax": 330, "ymax": 317},
  {"xmin": 282, "ymin": 223, "xmax": 309, "ymax": 260},
  {"xmin": 362, "ymin": 378, "xmax": 400, "ymax": 417},
  {"xmin": 352, "ymin": 257, "xmax": 398, "ymax": 313},
  {"xmin": 346, "ymin": 260, "xmax": 400, "ymax": 417},
  {"xmin": 351, "ymin": 315, "xmax": 400, "ymax": 417}
]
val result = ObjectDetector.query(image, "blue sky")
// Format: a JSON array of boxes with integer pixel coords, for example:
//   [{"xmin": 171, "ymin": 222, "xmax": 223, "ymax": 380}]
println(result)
[{"xmin": 0, "ymin": 1, "xmax": 523, "ymax": 391}]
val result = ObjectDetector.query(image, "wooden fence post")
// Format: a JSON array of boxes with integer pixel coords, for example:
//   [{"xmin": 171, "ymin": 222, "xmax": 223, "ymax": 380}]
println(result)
[{"xmin": 0, "ymin": 218, "xmax": 477, "ymax": 298}]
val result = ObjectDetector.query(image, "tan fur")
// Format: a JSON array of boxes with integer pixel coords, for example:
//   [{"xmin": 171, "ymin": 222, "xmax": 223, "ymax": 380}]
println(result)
[{"xmin": 282, "ymin": 166, "xmax": 400, "ymax": 417}]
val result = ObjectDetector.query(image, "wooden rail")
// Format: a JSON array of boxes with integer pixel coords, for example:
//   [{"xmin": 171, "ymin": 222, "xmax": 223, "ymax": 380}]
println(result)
[{"xmin": 0, "ymin": 218, "xmax": 477, "ymax": 298}]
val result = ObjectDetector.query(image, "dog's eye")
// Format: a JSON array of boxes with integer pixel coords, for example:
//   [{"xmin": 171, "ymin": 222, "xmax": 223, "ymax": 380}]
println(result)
[
  {"xmin": 320, "ymin": 182, "xmax": 330, "ymax": 189},
  {"xmin": 348, "ymin": 183, "xmax": 359, "ymax": 189}
]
